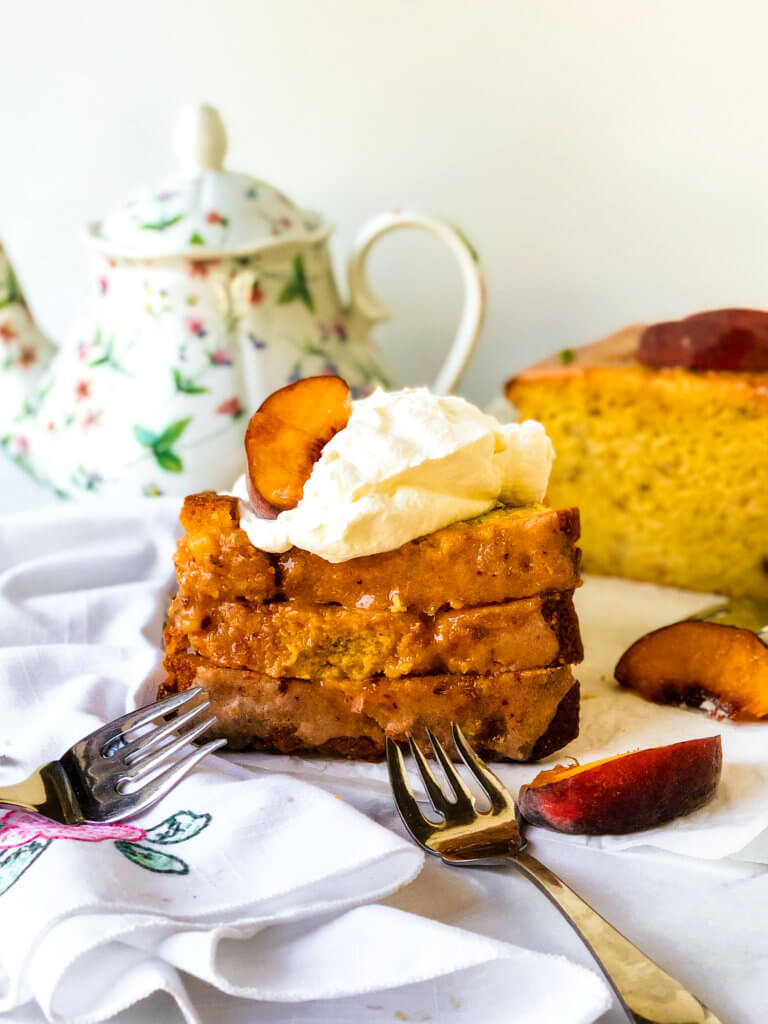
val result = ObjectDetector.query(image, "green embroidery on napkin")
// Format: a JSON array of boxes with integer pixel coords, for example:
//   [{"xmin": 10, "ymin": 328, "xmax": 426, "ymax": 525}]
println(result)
[
  {"xmin": 0, "ymin": 809, "xmax": 211, "ymax": 895},
  {"xmin": 143, "ymin": 810, "xmax": 212, "ymax": 844},
  {"xmin": 114, "ymin": 841, "xmax": 189, "ymax": 874},
  {"xmin": 0, "ymin": 839, "xmax": 51, "ymax": 896}
]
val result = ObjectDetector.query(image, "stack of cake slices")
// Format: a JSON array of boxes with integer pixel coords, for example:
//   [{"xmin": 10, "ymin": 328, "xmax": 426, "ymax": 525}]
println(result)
[{"xmin": 162, "ymin": 491, "xmax": 584, "ymax": 761}]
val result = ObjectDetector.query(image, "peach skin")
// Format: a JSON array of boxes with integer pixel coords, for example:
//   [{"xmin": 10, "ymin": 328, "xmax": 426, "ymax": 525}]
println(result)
[{"xmin": 518, "ymin": 736, "xmax": 722, "ymax": 835}]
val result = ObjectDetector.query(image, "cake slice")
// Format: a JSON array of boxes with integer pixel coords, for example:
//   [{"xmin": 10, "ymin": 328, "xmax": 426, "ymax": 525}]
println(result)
[
  {"xmin": 161, "ymin": 646, "xmax": 579, "ymax": 761},
  {"xmin": 167, "ymin": 590, "xmax": 582, "ymax": 680},
  {"xmin": 163, "ymin": 377, "xmax": 584, "ymax": 762},
  {"xmin": 507, "ymin": 322, "xmax": 768, "ymax": 598},
  {"xmin": 176, "ymin": 492, "xmax": 581, "ymax": 613}
]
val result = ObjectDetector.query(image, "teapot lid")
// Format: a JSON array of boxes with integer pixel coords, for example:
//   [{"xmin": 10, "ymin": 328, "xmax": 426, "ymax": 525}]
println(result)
[{"xmin": 87, "ymin": 105, "xmax": 325, "ymax": 258}]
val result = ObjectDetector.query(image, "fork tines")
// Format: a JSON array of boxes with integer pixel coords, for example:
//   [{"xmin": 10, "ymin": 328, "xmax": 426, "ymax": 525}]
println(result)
[
  {"xmin": 386, "ymin": 724, "xmax": 513, "ymax": 844},
  {"xmin": 73, "ymin": 687, "xmax": 226, "ymax": 822}
]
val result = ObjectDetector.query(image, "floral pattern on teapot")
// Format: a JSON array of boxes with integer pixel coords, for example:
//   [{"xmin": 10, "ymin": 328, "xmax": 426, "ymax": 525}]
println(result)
[
  {"xmin": 0, "ymin": 106, "xmax": 485, "ymax": 498},
  {"xmin": 3, "ymin": 242, "xmax": 395, "ymax": 498},
  {"xmin": 0, "ymin": 246, "xmax": 57, "ymax": 420}
]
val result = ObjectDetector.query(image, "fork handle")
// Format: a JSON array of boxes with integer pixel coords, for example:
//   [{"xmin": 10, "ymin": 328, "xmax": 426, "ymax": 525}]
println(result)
[
  {"xmin": 0, "ymin": 762, "xmax": 80, "ymax": 823},
  {"xmin": 508, "ymin": 849, "xmax": 722, "ymax": 1024}
]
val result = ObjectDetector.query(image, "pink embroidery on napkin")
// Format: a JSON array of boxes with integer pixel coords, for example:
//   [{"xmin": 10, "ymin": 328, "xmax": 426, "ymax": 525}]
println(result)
[
  {"xmin": 0, "ymin": 809, "xmax": 145, "ymax": 849},
  {"xmin": 0, "ymin": 809, "xmax": 212, "ymax": 896}
]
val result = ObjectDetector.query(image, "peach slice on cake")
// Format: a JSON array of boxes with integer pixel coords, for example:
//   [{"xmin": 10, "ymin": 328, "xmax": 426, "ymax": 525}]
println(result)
[
  {"xmin": 517, "ymin": 736, "xmax": 722, "ymax": 834},
  {"xmin": 245, "ymin": 376, "xmax": 350, "ymax": 518},
  {"xmin": 637, "ymin": 308, "xmax": 768, "ymax": 371},
  {"xmin": 615, "ymin": 620, "xmax": 768, "ymax": 719}
]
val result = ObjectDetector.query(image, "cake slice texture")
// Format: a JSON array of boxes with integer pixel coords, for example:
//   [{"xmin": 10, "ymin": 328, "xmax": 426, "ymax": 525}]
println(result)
[
  {"xmin": 161, "ymin": 647, "xmax": 579, "ymax": 762},
  {"xmin": 176, "ymin": 492, "xmax": 581, "ymax": 612},
  {"xmin": 176, "ymin": 491, "xmax": 277, "ymax": 603},
  {"xmin": 507, "ymin": 326, "xmax": 768, "ymax": 599},
  {"xmin": 167, "ymin": 591, "xmax": 583, "ymax": 680}
]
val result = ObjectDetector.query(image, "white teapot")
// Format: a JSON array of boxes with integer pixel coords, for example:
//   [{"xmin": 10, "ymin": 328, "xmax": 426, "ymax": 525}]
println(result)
[{"xmin": 0, "ymin": 105, "xmax": 485, "ymax": 498}]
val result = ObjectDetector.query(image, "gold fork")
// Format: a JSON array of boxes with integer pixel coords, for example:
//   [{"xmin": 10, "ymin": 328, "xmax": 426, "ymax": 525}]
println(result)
[{"xmin": 387, "ymin": 725, "xmax": 723, "ymax": 1024}]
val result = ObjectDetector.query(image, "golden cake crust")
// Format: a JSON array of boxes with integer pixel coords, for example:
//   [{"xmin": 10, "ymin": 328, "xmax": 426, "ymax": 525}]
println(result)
[
  {"xmin": 506, "ymin": 326, "xmax": 768, "ymax": 598},
  {"xmin": 167, "ymin": 591, "xmax": 582, "ymax": 680},
  {"xmin": 175, "ymin": 492, "xmax": 581, "ymax": 613},
  {"xmin": 507, "ymin": 325, "xmax": 768, "ymax": 398},
  {"xmin": 176, "ymin": 492, "xmax": 277, "ymax": 603},
  {"xmin": 161, "ymin": 647, "xmax": 579, "ymax": 762}
]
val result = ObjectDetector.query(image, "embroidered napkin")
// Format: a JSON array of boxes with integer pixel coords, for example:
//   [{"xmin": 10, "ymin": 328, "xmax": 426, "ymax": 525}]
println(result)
[{"xmin": 0, "ymin": 498, "xmax": 610, "ymax": 1024}]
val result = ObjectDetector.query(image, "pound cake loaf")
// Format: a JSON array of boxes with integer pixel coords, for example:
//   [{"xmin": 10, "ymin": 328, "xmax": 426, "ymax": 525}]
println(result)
[
  {"xmin": 507, "ymin": 311, "xmax": 768, "ymax": 599},
  {"xmin": 163, "ymin": 377, "xmax": 584, "ymax": 760}
]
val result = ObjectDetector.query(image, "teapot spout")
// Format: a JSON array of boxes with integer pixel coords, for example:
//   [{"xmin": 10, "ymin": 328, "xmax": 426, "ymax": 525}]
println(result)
[{"xmin": 0, "ymin": 240, "xmax": 58, "ymax": 411}]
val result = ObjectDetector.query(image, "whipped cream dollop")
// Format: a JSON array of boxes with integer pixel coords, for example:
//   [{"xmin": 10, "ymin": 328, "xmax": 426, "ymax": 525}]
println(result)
[{"xmin": 232, "ymin": 387, "xmax": 554, "ymax": 563}]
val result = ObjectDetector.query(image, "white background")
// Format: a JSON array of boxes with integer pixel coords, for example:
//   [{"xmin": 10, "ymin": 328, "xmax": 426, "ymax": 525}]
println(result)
[{"xmin": 3, "ymin": 0, "xmax": 768, "ymax": 405}]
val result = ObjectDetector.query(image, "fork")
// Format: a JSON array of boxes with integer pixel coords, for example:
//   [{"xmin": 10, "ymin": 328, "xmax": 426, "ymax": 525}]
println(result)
[
  {"xmin": 0, "ymin": 688, "xmax": 225, "ymax": 824},
  {"xmin": 387, "ymin": 726, "xmax": 723, "ymax": 1024},
  {"xmin": 688, "ymin": 596, "xmax": 768, "ymax": 644}
]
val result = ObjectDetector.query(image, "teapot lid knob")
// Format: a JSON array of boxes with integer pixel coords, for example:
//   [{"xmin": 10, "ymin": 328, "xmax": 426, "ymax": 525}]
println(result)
[{"xmin": 174, "ymin": 104, "xmax": 227, "ymax": 173}]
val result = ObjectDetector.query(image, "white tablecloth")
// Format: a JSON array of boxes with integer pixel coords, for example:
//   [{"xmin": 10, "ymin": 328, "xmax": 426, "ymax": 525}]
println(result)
[{"xmin": 1, "ymin": 461, "xmax": 765, "ymax": 1024}]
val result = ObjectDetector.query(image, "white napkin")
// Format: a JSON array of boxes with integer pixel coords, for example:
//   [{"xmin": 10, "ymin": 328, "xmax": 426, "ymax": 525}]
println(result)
[{"xmin": 0, "ymin": 499, "xmax": 610, "ymax": 1024}]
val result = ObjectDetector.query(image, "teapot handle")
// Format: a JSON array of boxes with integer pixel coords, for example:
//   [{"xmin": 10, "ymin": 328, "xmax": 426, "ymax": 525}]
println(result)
[{"xmin": 346, "ymin": 210, "xmax": 485, "ymax": 395}]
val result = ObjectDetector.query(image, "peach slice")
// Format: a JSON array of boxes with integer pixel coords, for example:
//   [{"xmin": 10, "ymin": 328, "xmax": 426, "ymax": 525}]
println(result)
[
  {"xmin": 244, "ymin": 376, "xmax": 350, "ymax": 517},
  {"xmin": 615, "ymin": 620, "xmax": 768, "ymax": 719},
  {"xmin": 637, "ymin": 308, "xmax": 768, "ymax": 371},
  {"xmin": 518, "ymin": 736, "xmax": 722, "ymax": 834}
]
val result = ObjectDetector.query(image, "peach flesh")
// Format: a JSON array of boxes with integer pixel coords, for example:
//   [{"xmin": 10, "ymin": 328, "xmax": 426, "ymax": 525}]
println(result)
[
  {"xmin": 517, "ymin": 736, "xmax": 722, "ymax": 835},
  {"xmin": 244, "ymin": 375, "xmax": 350, "ymax": 515},
  {"xmin": 615, "ymin": 620, "xmax": 768, "ymax": 720}
]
